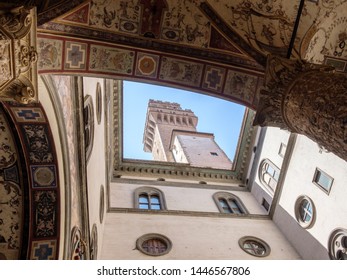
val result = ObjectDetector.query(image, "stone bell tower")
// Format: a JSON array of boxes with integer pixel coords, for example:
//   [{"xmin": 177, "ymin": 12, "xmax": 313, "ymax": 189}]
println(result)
[
  {"xmin": 143, "ymin": 100, "xmax": 233, "ymax": 170},
  {"xmin": 143, "ymin": 100, "xmax": 198, "ymax": 162}
]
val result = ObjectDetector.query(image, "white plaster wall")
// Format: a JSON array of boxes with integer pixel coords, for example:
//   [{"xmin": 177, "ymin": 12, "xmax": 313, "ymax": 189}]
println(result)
[
  {"xmin": 250, "ymin": 127, "xmax": 290, "ymax": 205},
  {"xmin": 84, "ymin": 77, "xmax": 107, "ymax": 259},
  {"xmin": 253, "ymin": 127, "xmax": 290, "ymax": 188},
  {"xmin": 101, "ymin": 213, "xmax": 300, "ymax": 259},
  {"xmin": 110, "ymin": 182, "xmax": 267, "ymax": 215},
  {"xmin": 276, "ymin": 135, "xmax": 347, "ymax": 256}
]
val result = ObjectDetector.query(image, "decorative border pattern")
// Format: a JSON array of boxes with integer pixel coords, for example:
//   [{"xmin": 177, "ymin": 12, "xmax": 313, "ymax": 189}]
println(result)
[
  {"xmin": 1, "ymin": 101, "xmax": 60, "ymax": 260},
  {"xmin": 324, "ymin": 56, "xmax": 347, "ymax": 72},
  {"xmin": 37, "ymin": 34, "xmax": 263, "ymax": 109}
]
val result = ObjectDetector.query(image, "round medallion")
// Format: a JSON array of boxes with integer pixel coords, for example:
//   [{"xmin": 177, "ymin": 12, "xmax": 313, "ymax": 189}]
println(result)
[
  {"xmin": 138, "ymin": 56, "xmax": 156, "ymax": 76},
  {"xmin": 34, "ymin": 167, "xmax": 55, "ymax": 186}
]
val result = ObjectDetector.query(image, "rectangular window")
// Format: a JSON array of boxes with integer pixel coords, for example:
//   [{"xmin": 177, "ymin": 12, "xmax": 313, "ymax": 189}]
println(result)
[
  {"xmin": 313, "ymin": 168, "xmax": 333, "ymax": 194},
  {"xmin": 210, "ymin": 152, "xmax": 218, "ymax": 156},
  {"xmin": 262, "ymin": 199, "xmax": 270, "ymax": 211},
  {"xmin": 278, "ymin": 143, "xmax": 287, "ymax": 158}
]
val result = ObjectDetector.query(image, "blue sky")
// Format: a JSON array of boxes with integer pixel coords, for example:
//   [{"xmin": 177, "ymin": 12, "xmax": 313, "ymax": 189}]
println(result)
[{"xmin": 123, "ymin": 81, "xmax": 245, "ymax": 161}]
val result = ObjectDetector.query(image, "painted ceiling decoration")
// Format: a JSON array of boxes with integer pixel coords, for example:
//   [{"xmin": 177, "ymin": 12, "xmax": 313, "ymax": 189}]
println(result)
[
  {"xmin": 0, "ymin": 101, "xmax": 60, "ymax": 260},
  {"xmin": 0, "ymin": 105, "xmax": 26, "ymax": 260},
  {"xmin": 302, "ymin": 0, "xmax": 347, "ymax": 71},
  {"xmin": 0, "ymin": 0, "xmax": 86, "ymax": 25},
  {"xmin": 32, "ymin": 0, "xmax": 346, "ymax": 110}
]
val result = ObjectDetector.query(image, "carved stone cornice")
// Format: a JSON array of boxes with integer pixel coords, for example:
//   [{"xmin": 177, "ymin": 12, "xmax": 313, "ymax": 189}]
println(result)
[
  {"xmin": 0, "ymin": 6, "xmax": 38, "ymax": 104},
  {"xmin": 254, "ymin": 55, "xmax": 347, "ymax": 161}
]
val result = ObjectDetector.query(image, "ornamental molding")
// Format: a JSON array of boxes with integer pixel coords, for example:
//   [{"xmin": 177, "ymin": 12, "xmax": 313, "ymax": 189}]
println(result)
[
  {"xmin": 0, "ymin": 6, "xmax": 38, "ymax": 104},
  {"xmin": 254, "ymin": 55, "xmax": 347, "ymax": 161}
]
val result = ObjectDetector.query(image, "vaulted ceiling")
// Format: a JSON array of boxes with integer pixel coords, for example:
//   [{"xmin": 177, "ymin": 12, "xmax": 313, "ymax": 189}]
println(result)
[{"xmin": 2, "ymin": 0, "xmax": 346, "ymax": 108}]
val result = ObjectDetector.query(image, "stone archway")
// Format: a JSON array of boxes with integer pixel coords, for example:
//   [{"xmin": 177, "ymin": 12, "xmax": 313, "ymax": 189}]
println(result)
[
  {"xmin": 0, "ymin": 101, "xmax": 61, "ymax": 259},
  {"xmin": 36, "ymin": 33, "xmax": 264, "ymax": 110}
]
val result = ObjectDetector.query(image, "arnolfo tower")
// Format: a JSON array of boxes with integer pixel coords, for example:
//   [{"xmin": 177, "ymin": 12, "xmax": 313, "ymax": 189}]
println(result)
[{"xmin": 143, "ymin": 100, "xmax": 232, "ymax": 170}]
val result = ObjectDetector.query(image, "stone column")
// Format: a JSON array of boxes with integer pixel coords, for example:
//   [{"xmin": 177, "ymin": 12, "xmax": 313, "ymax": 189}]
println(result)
[{"xmin": 254, "ymin": 55, "xmax": 347, "ymax": 161}]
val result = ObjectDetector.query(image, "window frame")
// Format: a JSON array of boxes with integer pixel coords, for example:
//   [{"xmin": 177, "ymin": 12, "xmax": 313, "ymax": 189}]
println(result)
[
  {"xmin": 278, "ymin": 143, "xmax": 287, "ymax": 158},
  {"xmin": 294, "ymin": 195, "xmax": 316, "ymax": 229},
  {"xmin": 134, "ymin": 187, "xmax": 167, "ymax": 210},
  {"xmin": 99, "ymin": 185, "xmax": 105, "ymax": 224},
  {"xmin": 213, "ymin": 192, "xmax": 248, "ymax": 214},
  {"xmin": 136, "ymin": 233, "xmax": 172, "ymax": 257},
  {"xmin": 261, "ymin": 198, "xmax": 270, "ymax": 211},
  {"xmin": 84, "ymin": 95, "xmax": 94, "ymax": 162},
  {"xmin": 312, "ymin": 168, "xmax": 334, "ymax": 195},
  {"xmin": 328, "ymin": 228, "xmax": 347, "ymax": 260},
  {"xmin": 238, "ymin": 236, "xmax": 271, "ymax": 258},
  {"xmin": 96, "ymin": 82, "xmax": 102, "ymax": 124},
  {"xmin": 258, "ymin": 159, "xmax": 280, "ymax": 194},
  {"xmin": 90, "ymin": 224, "xmax": 98, "ymax": 260}
]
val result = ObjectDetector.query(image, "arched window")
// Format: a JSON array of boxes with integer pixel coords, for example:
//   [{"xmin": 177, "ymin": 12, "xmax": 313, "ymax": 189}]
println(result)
[
  {"xmin": 135, "ymin": 187, "xmax": 166, "ymax": 210},
  {"xmin": 259, "ymin": 159, "xmax": 280, "ymax": 193},
  {"xmin": 213, "ymin": 192, "xmax": 248, "ymax": 214}
]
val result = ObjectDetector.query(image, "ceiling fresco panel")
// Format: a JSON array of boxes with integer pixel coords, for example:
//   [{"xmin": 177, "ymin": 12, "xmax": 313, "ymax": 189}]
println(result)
[
  {"xmin": 205, "ymin": 0, "xmax": 300, "ymax": 58},
  {"xmin": 26, "ymin": 0, "xmax": 347, "ymax": 74},
  {"xmin": 44, "ymin": 0, "xmax": 263, "ymax": 70},
  {"xmin": 0, "ymin": 107, "xmax": 23, "ymax": 260},
  {"xmin": 301, "ymin": 1, "xmax": 347, "ymax": 64}
]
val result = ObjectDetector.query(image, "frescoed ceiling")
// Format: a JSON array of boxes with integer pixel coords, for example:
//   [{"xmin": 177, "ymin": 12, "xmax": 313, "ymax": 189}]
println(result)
[{"xmin": 2, "ymin": 0, "xmax": 346, "ymax": 108}]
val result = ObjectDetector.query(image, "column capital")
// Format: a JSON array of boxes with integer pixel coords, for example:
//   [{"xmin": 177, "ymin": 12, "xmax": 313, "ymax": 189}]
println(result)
[{"xmin": 254, "ymin": 55, "xmax": 347, "ymax": 161}]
